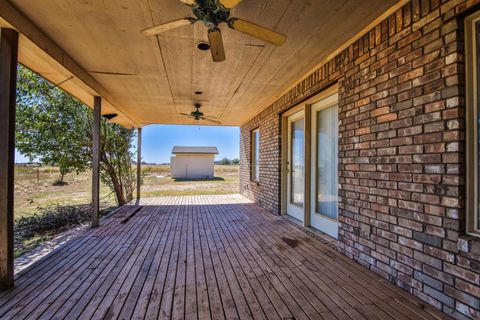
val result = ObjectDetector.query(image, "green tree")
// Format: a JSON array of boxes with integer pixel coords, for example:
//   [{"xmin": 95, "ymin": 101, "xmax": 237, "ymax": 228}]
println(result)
[
  {"xmin": 16, "ymin": 65, "xmax": 137, "ymax": 205},
  {"xmin": 218, "ymin": 157, "xmax": 231, "ymax": 165},
  {"xmin": 16, "ymin": 67, "xmax": 90, "ymax": 183},
  {"xmin": 231, "ymin": 158, "xmax": 240, "ymax": 165},
  {"xmin": 98, "ymin": 122, "xmax": 137, "ymax": 205}
]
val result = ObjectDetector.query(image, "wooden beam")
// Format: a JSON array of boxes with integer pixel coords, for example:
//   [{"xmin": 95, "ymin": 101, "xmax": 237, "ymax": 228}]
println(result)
[
  {"xmin": 137, "ymin": 128, "xmax": 142, "ymax": 201},
  {"xmin": 92, "ymin": 96, "xmax": 101, "ymax": 228},
  {"xmin": 0, "ymin": 28, "xmax": 18, "ymax": 290},
  {"xmin": 0, "ymin": 0, "xmax": 141, "ymax": 128}
]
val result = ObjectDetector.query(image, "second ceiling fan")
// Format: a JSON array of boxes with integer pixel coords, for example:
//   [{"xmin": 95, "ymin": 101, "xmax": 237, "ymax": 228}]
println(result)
[{"xmin": 142, "ymin": 0, "xmax": 287, "ymax": 62}]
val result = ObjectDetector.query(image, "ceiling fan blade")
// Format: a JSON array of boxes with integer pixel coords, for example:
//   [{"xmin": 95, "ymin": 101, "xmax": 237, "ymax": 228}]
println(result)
[
  {"xmin": 208, "ymin": 28, "xmax": 226, "ymax": 62},
  {"xmin": 218, "ymin": 0, "xmax": 243, "ymax": 8},
  {"xmin": 228, "ymin": 18, "xmax": 286, "ymax": 46},
  {"xmin": 179, "ymin": 113, "xmax": 193, "ymax": 116},
  {"xmin": 201, "ymin": 117, "xmax": 222, "ymax": 124},
  {"xmin": 177, "ymin": 0, "xmax": 197, "ymax": 6},
  {"xmin": 142, "ymin": 18, "xmax": 196, "ymax": 36}
]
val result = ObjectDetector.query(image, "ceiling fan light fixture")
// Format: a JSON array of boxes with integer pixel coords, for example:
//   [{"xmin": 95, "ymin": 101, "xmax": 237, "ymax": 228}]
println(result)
[
  {"xmin": 196, "ymin": 41, "xmax": 210, "ymax": 51},
  {"xmin": 142, "ymin": 0, "xmax": 286, "ymax": 62},
  {"xmin": 179, "ymin": 103, "xmax": 222, "ymax": 125}
]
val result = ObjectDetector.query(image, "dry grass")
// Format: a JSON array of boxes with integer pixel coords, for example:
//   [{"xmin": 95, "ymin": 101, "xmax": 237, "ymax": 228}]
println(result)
[
  {"xmin": 14, "ymin": 166, "xmax": 116, "ymax": 219},
  {"xmin": 14, "ymin": 164, "xmax": 239, "ymax": 218},
  {"xmin": 14, "ymin": 204, "xmax": 114, "ymax": 257},
  {"xmin": 141, "ymin": 164, "xmax": 239, "ymax": 197}
]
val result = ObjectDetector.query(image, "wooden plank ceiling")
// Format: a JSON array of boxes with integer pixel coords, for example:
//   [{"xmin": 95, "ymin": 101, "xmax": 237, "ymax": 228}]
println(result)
[{"xmin": 0, "ymin": 0, "xmax": 398, "ymax": 127}]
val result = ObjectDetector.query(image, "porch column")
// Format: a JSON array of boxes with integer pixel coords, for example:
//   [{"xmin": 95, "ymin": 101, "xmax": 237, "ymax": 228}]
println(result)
[
  {"xmin": 136, "ymin": 127, "xmax": 142, "ymax": 201},
  {"xmin": 92, "ymin": 96, "xmax": 101, "ymax": 228},
  {"xmin": 0, "ymin": 28, "xmax": 19, "ymax": 290}
]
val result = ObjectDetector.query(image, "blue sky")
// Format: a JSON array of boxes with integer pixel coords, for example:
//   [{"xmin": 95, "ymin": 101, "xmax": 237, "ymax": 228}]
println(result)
[
  {"xmin": 16, "ymin": 124, "xmax": 240, "ymax": 164},
  {"xmin": 137, "ymin": 125, "xmax": 240, "ymax": 164}
]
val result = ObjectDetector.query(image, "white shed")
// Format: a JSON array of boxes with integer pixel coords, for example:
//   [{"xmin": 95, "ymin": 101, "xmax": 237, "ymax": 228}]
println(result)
[{"xmin": 170, "ymin": 146, "xmax": 219, "ymax": 179}]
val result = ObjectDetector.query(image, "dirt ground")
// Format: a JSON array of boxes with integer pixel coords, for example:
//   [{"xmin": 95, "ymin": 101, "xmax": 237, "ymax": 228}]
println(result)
[{"xmin": 14, "ymin": 164, "xmax": 239, "ymax": 219}]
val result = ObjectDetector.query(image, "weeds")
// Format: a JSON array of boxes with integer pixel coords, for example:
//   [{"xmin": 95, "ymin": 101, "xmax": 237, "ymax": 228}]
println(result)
[{"xmin": 14, "ymin": 203, "xmax": 115, "ymax": 258}]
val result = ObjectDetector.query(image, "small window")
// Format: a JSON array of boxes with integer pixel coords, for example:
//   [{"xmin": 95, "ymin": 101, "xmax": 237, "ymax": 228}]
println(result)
[
  {"xmin": 465, "ymin": 11, "xmax": 480, "ymax": 236},
  {"xmin": 251, "ymin": 129, "xmax": 260, "ymax": 181}
]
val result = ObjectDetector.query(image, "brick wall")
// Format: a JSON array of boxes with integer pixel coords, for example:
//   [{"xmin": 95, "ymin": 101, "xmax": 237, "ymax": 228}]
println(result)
[{"xmin": 239, "ymin": 1, "xmax": 480, "ymax": 319}]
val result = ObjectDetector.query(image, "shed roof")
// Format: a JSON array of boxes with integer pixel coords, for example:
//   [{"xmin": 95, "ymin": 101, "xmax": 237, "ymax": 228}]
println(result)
[{"xmin": 172, "ymin": 146, "xmax": 219, "ymax": 155}]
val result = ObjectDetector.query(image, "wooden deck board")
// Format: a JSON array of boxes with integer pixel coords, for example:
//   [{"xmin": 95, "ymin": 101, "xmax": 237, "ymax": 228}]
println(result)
[
  {"xmin": 0, "ymin": 195, "xmax": 453, "ymax": 320},
  {"xmin": 0, "ymin": 205, "xmax": 132, "ymax": 302},
  {"xmin": 28, "ymin": 211, "xmax": 154, "ymax": 319},
  {"xmin": 0, "ymin": 206, "xmax": 146, "ymax": 319}
]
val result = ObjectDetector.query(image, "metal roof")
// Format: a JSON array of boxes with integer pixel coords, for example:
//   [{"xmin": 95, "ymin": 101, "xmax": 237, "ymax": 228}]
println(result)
[{"xmin": 172, "ymin": 146, "xmax": 219, "ymax": 155}]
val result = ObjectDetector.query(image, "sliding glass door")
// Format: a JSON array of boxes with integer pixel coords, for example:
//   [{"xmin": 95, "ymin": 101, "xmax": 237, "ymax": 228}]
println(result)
[
  {"xmin": 310, "ymin": 95, "xmax": 339, "ymax": 238},
  {"xmin": 282, "ymin": 92, "xmax": 338, "ymax": 237}
]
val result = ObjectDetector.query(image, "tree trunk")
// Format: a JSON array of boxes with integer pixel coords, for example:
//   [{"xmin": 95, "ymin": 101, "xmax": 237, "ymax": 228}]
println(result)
[
  {"xmin": 112, "ymin": 179, "xmax": 125, "ymax": 205},
  {"xmin": 108, "ymin": 167, "xmax": 125, "ymax": 206}
]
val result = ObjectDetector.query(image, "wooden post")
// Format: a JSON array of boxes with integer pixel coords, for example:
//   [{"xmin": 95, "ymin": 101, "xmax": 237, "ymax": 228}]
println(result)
[
  {"xmin": 0, "ymin": 28, "xmax": 18, "ymax": 290},
  {"xmin": 137, "ymin": 128, "xmax": 142, "ymax": 201},
  {"xmin": 92, "ymin": 96, "xmax": 101, "ymax": 228}
]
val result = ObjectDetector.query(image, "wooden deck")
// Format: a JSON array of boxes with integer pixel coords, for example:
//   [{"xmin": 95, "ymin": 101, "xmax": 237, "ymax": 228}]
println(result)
[{"xmin": 0, "ymin": 195, "xmax": 451, "ymax": 320}]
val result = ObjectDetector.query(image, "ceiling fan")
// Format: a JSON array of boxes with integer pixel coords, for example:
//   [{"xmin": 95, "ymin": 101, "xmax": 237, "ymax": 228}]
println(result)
[
  {"xmin": 142, "ymin": 0, "xmax": 287, "ymax": 62},
  {"xmin": 180, "ymin": 103, "xmax": 221, "ymax": 124}
]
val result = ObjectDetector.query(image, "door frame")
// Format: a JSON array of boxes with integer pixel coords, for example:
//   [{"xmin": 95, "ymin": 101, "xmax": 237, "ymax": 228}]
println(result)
[{"xmin": 280, "ymin": 84, "xmax": 338, "ymax": 228}]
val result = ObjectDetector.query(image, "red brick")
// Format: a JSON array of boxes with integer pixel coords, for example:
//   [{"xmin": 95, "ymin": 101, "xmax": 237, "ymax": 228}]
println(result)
[
  {"xmin": 377, "ymin": 113, "xmax": 398, "ymax": 123},
  {"xmin": 240, "ymin": 1, "xmax": 478, "ymax": 316}
]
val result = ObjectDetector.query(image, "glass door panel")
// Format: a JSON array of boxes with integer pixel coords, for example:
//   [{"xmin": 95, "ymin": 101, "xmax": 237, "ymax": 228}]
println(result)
[
  {"xmin": 286, "ymin": 110, "xmax": 305, "ymax": 222},
  {"xmin": 316, "ymin": 106, "xmax": 338, "ymax": 219},
  {"xmin": 310, "ymin": 94, "xmax": 339, "ymax": 238},
  {"xmin": 291, "ymin": 118, "xmax": 305, "ymax": 207}
]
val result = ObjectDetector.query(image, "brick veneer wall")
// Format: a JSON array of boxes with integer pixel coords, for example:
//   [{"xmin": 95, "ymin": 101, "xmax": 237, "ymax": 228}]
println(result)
[{"xmin": 240, "ymin": 0, "xmax": 480, "ymax": 319}]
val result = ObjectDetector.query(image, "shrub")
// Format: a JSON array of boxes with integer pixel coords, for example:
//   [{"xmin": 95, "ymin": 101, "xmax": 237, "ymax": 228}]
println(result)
[{"xmin": 14, "ymin": 204, "xmax": 114, "ymax": 257}]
